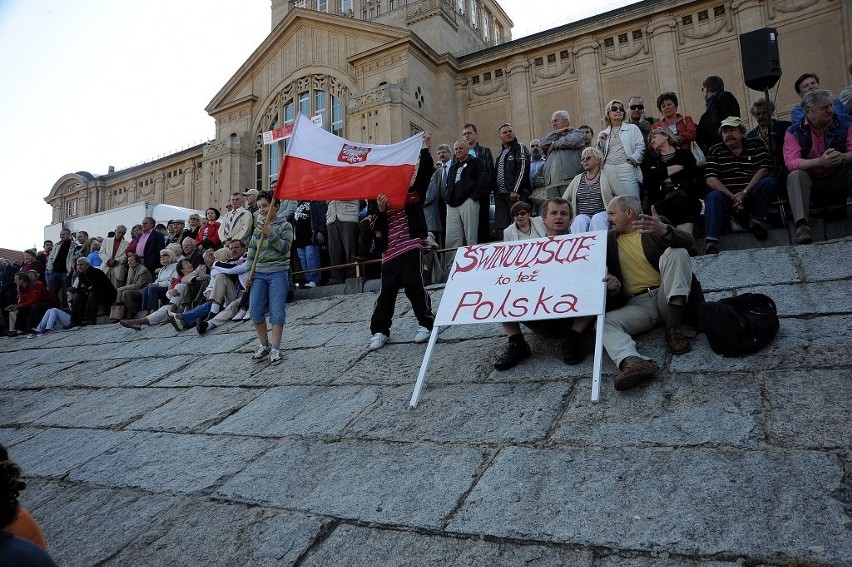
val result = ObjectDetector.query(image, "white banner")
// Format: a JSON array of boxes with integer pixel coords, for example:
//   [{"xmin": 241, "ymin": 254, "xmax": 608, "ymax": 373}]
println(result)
[{"xmin": 435, "ymin": 231, "xmax": 608, "ymax": 326}]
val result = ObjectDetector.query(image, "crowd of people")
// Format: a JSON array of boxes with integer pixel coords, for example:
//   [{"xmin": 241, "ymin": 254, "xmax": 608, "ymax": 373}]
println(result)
[{"xmin": 1, "ymin": 69, "xmax": 849, "ymax": 384}]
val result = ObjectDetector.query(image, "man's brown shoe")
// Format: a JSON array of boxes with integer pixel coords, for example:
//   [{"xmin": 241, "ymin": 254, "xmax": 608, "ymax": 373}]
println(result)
[
  {"xmin": 795, "ymin": 224, "xmax": 812, "ymax": 244},
  {"xmin": 665, "ymin": 327, "xmax": 691, "ymax": 354},
  {"xmin": 614, "ymin": 359, "xmax": 660, "ymax": 391},
  {"xmin": 120, "ymin": 319, "xmax": 144, "ymax": 331}
]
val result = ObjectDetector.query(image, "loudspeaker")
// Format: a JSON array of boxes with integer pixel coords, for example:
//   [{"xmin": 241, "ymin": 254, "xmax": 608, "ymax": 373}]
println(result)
[{"xmin": 740, "ymin": 28, "xmax": 782, "ymax": 91}]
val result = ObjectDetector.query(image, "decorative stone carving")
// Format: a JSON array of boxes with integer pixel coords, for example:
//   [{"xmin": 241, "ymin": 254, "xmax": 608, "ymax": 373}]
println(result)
[
  {"xmin": 767, "ymin": 0, "xmax": 821, "ymax": 19},
  {"xmin": 677, "ymin": 5, "xmax": 734, "ymax": 44},
  {"xmin": 471, "ymin": 74, "xmax": 507, "ymax": 97}
]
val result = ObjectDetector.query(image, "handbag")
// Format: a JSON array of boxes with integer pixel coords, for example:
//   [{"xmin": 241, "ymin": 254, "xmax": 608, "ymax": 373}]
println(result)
[
  {"xmin": 690, "ymin": 141, "xmax": 706, "ymax": 167},
  {"xmin": 109, "ymin": 302, "xmax": 125, "ymax": 321},
  {"xmin": 528, "ymin": 186, "xmax": 550, "ymax": 205}
]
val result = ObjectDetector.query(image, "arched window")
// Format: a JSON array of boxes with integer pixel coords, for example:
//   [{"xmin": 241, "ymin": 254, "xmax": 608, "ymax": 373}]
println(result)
[{"xmin": 256, "ymin": 75, "xmax": 347, "ymax": 190}]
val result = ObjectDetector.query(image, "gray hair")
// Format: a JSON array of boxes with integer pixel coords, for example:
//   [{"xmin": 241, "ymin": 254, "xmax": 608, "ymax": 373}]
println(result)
[
  {"xmin": 609, "ymin": 195, "xmax": 642, "ymax": 214},
  {"xmin": 115, "ymin": 225, "xmax": 127, "ymax": 233},
  {"xmin": 75, "ymin": 257, "xmax": 90, "ymax": 266},
  {"xmin": 749, "ymin": 98, "xmax": 775, "ymax": 117},
  {"xmin": 802, "ymin": 89, "xmax": 834, "ymax": 112},
  {"xmin": 436, "ymin": 144, "xmax": 451, "ymax": 153},
  {"xmin": 552, "ymin": 110, "xmax": 570, "ymax": 122},
  {"xmin": 581, "ymin": 146, "xmax": 604, "ymax": 162}
]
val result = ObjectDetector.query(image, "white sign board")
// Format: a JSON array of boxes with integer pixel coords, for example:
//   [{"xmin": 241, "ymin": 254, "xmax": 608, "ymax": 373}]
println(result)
[
  {"xmin": 411, "ymin": 230, "xmax": 609, "ymax": 407},
  {"xmin": 436, "ymin": 232, "xmax": 608, "ymax": 326}
]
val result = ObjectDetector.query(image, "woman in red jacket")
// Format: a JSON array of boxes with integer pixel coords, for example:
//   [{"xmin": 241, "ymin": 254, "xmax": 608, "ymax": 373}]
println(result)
[
  {"xmin": 5, "ymin": 272, "xmax": 58, "ymax": 336},
  {"xmin": 195, "ymin": 208, "xmax": 223, "ymax": 250}
]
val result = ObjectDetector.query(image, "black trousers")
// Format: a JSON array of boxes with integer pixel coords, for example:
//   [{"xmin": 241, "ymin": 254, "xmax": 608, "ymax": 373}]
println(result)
[{"xmin": 369, "ymin": 249, "xmax": 434, "ymax": 337}]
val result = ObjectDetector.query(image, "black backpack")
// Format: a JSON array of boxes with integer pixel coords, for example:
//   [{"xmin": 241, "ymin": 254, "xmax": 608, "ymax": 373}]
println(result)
[{"xmin": 698, "ymin": 293, "xmax": 780, "ymax": 356}]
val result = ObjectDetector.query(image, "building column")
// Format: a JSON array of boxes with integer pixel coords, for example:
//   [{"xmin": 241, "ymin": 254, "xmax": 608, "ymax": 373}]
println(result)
[
  {"xmin": 731, "ymin": 0, "xmax": 766, "ymax": 31},
  {"xmin": 505, "ymin": 57, "xmax": 532, "ymax": 143},
  {"xmin": 573, "ymin": 40, "xmax": 602, "ymax": 126},
  {"xmin": 647, "ymin": 16, "xmax": 680, "ymax": 95}
]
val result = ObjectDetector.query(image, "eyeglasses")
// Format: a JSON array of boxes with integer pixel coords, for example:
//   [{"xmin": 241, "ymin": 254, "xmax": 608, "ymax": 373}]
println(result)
[
  {"xmin": 610, "ymin": 107, "xmax": 625, "ymax": 112},
  {"xmin": 629, "ymin": 105, "xmax": 644, "ymax": 110},
  {"xmin": 512, "ymin": 211, "xmax": 529, "ymax": 217}
]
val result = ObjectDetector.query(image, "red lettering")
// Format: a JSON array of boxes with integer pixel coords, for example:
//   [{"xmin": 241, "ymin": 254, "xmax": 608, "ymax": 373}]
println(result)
[
  {"xmin": 452, "ymin": 248, "xmax": 482, "ymax": 276},
  {"xmin": 533, "ymin": 288, "xmax": 554, "ymax": 315},
  {"xmin": 452, "ymin": 291, "xmax": 483, "ymax": 321},
  {"xmin": 552, "ymin": 294, "xmax": 579, "ymax": 314}
]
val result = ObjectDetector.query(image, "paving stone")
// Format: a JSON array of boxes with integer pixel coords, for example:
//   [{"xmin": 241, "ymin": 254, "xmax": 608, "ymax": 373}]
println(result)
[
  {"xmin": 8, "ymin": 428, "xmax": 139, "ymax": 477},
  {"xmin": 598, "ymin": 557, "xmax": 740, "ymax": 567},
  {"xmin": 794, "ymin": 236, "xmax": 852, "ymax": 282},
  {"xmin": 735, "ymin": 280, "xmax": 852, "ymax": 316},
  {"xmin": 33, "ymin": 387, "xmax": 177, "ymax": 428},
  {"xmin": 305, "ymin": 294, "xmax": 376, "ymax": 324},
  {"xmin": 103, "ymin": 498, "xmax": 325, "ymax": 567},
  {"xmin": 128, "ymin": 386, "xmax": 262, "ymax": 433},
  {"xmin": 323, "ymin": 321, "xmax": 372, "ymax": 348},
  {"xmin": 217, "ymin": 440, "xmax": 484, "ymax": 528},
  {"xmin": 448, "ymin": 446, "xmax": 850, "ymax": 565},
  {"xmin": 155, "ymin": 353, "xmax": 272, "ymax": 387},
  {"xmin": 350, "ymin": 382, "xmax": 570, "ymax": 444},
  {"xmin": 283, "ymin": 322, "xmax": 344, "ymax": 349},
  {"xmin": 70, "ymin": 432, "xmax": 273, "ymax": 494},
  {"xmin": 692, "ymin": 247, "xmax": 798, "ymax": 291},
  {"xmin": 209, "ymin": 386, "xmax": 378, "ymax": 438},
  {"xmin": 301, "ymin": 524, "xmax": 595, "ymax": 567},
  {"xmin": 0, "ymin": 389, "xmax": 83, "ymax": 426},
  {"xmin": 669, "ymin": 315, "xmax": 852, "ymax": 374},
  {"xmin": 0, "ymin": 426, "xmax": 41, "ymax": 448},
  {"xmin": 763, "ymin": 369, "xmax": 852, "ymax": 450},
  {"xmin": 29, "ymin": 483, "xmax": 176, "ymax": 567},
  {"xmin": 123, "ymin": 332, "xmax": 257, "ymax": 357},
  {"xmin": 551, "ymin": 373, "xmax": 763, "ymax": 448},
  {"xmin": 287, "ymin": 296, "xmax": 346, "ymax": 322},
  {"xmin": 0, "ymin": 360, "xmax": 79, "ymax": 388}
]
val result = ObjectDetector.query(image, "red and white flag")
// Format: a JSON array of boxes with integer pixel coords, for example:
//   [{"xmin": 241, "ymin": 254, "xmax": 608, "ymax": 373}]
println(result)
[{"xmin": 273, "ymin": 114, "xmax": 424, "ymax": 208}]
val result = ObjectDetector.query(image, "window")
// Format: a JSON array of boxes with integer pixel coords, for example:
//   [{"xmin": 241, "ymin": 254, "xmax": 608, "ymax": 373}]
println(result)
[
  {"xmin": 494, "ymin": 25, "xmax": 501, "ymax": 44},
  {"xmin": 470, "ymin": 0, "xmax": 477, "ymax": 27},
  {"xmin": 342, "ymin": 0, "xmax": 353, "ymax": 13},
  {"xmin": 456, "ymin": 0, "xmax": 464, "ymax": 14},
  {"xmin": 263, "ymin": 87, "xmax": 344, "ymax": 189},
  {"xmin": 316, "ymin": 0, "xmax": 328, "ymax": 11},
  {"xmin": 66, "ymin": 199, "xmax": 78, "ymax": 217},
  {"xmin": 293, "ymin": 0, "xmax": 307, "ymax": 7},
  {"xmin": 482, "ymin": 13, "xmax": 489, "ymax": 42}
]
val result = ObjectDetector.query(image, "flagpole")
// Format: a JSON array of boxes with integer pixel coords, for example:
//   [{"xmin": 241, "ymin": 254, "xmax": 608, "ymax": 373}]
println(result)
[{"xmin": 246, "ymin": 114, "xmax": 308, "ymax": 283}]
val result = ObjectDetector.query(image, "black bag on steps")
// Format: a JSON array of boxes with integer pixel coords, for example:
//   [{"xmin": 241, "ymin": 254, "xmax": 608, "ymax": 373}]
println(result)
[{"xmin": 698, "ymin": 293, "xmax": 779, "ymax": 356}]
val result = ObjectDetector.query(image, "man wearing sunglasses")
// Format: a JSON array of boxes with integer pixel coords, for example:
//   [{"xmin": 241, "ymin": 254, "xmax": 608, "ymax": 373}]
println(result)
[{"xmin": 626, "ymin": 96, "xmax": 654, "ymax": 139}]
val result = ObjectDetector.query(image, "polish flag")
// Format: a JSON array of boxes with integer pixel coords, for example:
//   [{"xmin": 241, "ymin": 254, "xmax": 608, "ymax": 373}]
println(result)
[{"xmin": 273, "ymin": 114, "xmax": 424, "ymax": 208}]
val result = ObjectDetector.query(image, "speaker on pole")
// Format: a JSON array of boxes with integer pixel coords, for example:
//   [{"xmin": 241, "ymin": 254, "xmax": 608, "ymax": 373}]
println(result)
[{"xmin": 739, "ymin": 28, "xmax": 782, "ymax": 91}]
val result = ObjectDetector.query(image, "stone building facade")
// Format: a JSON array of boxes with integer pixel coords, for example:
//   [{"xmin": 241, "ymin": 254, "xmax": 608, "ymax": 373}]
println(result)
[{"xmin": 46, "ymin": 0, "xmax": 851, "ymax": 225}]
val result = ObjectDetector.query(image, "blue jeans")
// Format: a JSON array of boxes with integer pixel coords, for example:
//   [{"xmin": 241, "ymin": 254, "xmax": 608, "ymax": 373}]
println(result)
[
  {"xmin": 46, "ymin": 272, "xmax": 70, "ymax": 308},
  {"xmin": 704, "ymin": 177, "xmax": 778, "ymax": 242},
  {"xmin": 249, "ymin": 270, "xmax": 289, "ymax": 326},
  {"xmin": 297, "ymin": 245, "xmax": 321, "ymax": 284},
  {"xmin": 142, "ymin": 286, "xmax": 169, "ymax": 310},
  {"xmin": 181, "ymin": 302, "xmax": 212, "ymax": 327}
]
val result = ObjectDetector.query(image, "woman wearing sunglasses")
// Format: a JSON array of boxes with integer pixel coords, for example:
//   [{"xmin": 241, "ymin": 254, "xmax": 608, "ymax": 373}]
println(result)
[{"xmin": 597, "ymin": 99, "xmax": 645, "ymax": 197}]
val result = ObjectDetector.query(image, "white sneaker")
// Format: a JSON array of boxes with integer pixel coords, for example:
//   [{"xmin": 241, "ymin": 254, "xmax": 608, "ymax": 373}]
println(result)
[
  {"xmin": 240, "ymin": 312, "xmax": 252, "ymax": 320},
  {"xmin": 304, "ymin": 281, "xmax": 317, "ymax": 288},
  {"xmin": 414, "ymin": 326, "xmax": 431, "ymax": 343},
  {"xmin": 233, "ymin": 309, "xmax": 247, "ymax": 321},
  {"xmin": 269, "ymin": 348, "xmax": 282, "ymax": 364},
  {"xmin": 369, "ymin": 332, "xmax": 389, "ymax": 351},
  {"xmin": 252, "ymin": 345, "xmax": 271, "ymax": 360}
]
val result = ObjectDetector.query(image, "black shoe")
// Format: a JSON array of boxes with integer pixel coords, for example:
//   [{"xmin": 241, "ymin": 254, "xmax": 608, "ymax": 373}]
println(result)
[
  {"xmin": 705, "ymin": 242, "xmax": 719, "ymax": 255},
  {"xmin": 494, "ymin": 336, "xmax": 531, "ymax": 371},
  {"xmin": 750, "ymin": 221, "xmax": 768, "ymax": 241},
  {"xmin": 196, "ymin": 319, "xmax": 208, "ymax": 335},
  {"xmin": 561, "ymin": 330, "xmax": 584, "ymax": 364}
]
